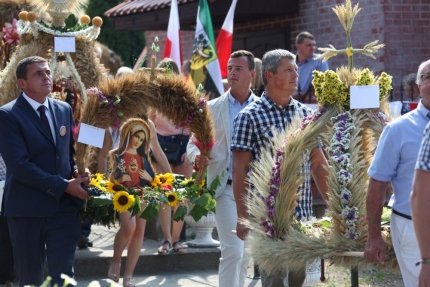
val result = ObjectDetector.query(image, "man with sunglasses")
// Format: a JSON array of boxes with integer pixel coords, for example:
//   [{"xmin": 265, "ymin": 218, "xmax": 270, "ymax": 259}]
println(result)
[{"xmin": 365, "ymin": 59, "xmax": 430, "ymax": 287}]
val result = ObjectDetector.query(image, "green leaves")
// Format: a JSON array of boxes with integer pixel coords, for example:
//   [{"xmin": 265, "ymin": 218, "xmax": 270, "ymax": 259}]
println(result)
[
  {"xmin": 139, "ymin": 200, "xmax": 159, "ymax": 221},
  {"xmin": 188, "ymin": 193, "xmax": 216, "ymax": 222},
  {"xmin": 129, "ymin": 196, "xmax": 142, "ymax": 218},
  {"xmin": 172, "ymin": 205, "xmax": 188, "ymax": 222}
]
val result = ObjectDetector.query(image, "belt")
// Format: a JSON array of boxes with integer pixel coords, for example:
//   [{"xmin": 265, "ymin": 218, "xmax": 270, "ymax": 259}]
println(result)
[
  {"xmin": 226, "ymin": 179, "xmax": 232, "ymax": 185},
  {"xmin": 392, "ymin": 209, "xmax": 412, "ymax": 220}
]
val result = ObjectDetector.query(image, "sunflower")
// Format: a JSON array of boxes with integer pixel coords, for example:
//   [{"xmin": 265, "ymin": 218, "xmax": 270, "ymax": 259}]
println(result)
[
  {"xmin": 152, "ymin": 173, "xmax": 175, "ymax": 187},
  {"xmin": 181, "ymin": 178, "xmax": 195, "ymax": 187},
  {"xmin": 199, "ymin": 179, "xmax": 205, "ymax": 188},
  {"xmin": 106, "ymin": 180, "xmax": 126, "ymax": 193},
  {"xmin": 165, "ymin": 192, "xmax": 179, "ymax": 207},
  {"xmin": 97, "ymin": 180, "xmax": 107, "ymax": 192},
  {"xmin": 113, "ymin": 191, "xmax": 135, "ymax": 213},
  {"xmin": 94, "ymin": 173, "xmax": 104, "ymax": 181},
  {"xmin": 90, "ymin": 177, "xmax": 99, "ymax": 187}
]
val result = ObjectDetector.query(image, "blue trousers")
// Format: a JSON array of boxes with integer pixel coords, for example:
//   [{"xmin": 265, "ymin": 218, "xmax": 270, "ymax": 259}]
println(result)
[
  {"xmin": 8, "ymin": 197, "xmax": 81, "ymax": 287},
  {"xmin": 0, "ymin": 216, "xmax": 14, "ymax": 284}
]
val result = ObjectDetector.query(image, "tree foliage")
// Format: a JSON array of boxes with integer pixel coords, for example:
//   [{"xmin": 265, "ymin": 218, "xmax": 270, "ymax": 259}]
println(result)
[{"xmin": 84, "ymin": 0, "xmax": 146, "ymax": 68}]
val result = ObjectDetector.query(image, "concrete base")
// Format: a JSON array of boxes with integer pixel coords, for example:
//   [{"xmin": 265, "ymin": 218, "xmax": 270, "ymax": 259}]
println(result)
[{"xmin": 73, "ymin": 225, "xmax": 220, "ymax": 278}]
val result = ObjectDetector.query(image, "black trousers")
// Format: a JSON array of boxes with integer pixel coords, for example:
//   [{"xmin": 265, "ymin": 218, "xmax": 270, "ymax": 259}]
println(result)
[{"xmin": 0, "ymin": 216, "xmax": 14, "ymax": 284}]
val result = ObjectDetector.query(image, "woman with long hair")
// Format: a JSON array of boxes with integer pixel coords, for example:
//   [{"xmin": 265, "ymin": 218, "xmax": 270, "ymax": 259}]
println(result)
[{"xmin": 107, "ymin": 118, "xmax": 155, "ymax": 287}]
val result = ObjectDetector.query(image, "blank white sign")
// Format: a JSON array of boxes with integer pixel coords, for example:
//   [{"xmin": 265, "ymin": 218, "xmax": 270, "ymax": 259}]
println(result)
[
  {"xmin": 350, "ymin": 85, "xmax": 380, "ymax": 109},
  {"xmin": 54, "ymin": 37, "xmax": 76, "ymax": 52},
  {"xmin": 77, "ymin": 123, "xmax": 105, "ymax": 148}
]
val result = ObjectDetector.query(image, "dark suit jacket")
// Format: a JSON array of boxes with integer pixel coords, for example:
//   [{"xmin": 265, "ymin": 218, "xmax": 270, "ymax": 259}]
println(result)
[{"xmin": 0, "ymin": 93, "xmax": 82, "ymax": 217}]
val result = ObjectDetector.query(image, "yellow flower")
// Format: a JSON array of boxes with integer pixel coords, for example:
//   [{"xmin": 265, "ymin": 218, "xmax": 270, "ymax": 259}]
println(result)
[
  {"xmin": 97, "ymin": 180, "xmax": 107, "ymax": 192},
  {"xmin": 345, "ymin": 47, "xmax": 353, "ymax": 57},
  {"xmin": 199, "ymin": 179, "xmax": 205, "ymax": 188},
  {"xmin": 151, "ymin": 176, "xmax": 161, "ymax": 187},
  {"xmin": 95, "ymin": 173, "xmax": 104, "ymax": 181},
  {"xmin": 90, "ymin": 177, "xmax": 99, "ymax": 187},
  {"xmin": 181, "ymin": 178, "xmax": 195, "ymax": 187},
  {"xmin": 152, "ymin": 173, "xmax": 174, "ymax": 187},
  {"xmin": 106, "ymin": 180, "xmax": 125, "ymax": 193},
  {"xmin": 165, "ymin": 192, "xmax": 179, "ymax": 207},
  {"xmin": 113, "ymin": 191, "xmax": 135, "ymax": 213}
]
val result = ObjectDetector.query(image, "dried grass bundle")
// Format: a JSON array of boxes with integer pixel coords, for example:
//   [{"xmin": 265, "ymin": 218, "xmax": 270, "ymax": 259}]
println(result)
[
  {"xmin": 245, "ymin": 104, "xmax": 399, "ymax": 275},
  {"xmin": 75, "ymin": 72, "xmax": 214, "ymax": 176},
  {"xmin": 0, "ymin": 0, "xmax": 32, "ymax": 27},
  {"xmin": 73, "ymin": 37, "xmax": 106, "ymax": 89},
  {"xmin": 0, "ymin": 34, "xmax": 51, "ymax": 106},
  {"xmin": 31, "ymin": 0, "xmax": 88, "ymax": 15}
]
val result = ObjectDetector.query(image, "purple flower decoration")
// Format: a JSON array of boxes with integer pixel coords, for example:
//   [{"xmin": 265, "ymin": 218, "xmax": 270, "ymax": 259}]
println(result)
[
  {"xmin": 87, "ymin": 88, "xmax": 122, "ymax": 128},
  {"xmin": 347, "ymin": 211, "xmax": 355, "ymax": 220},
  {"xmin": 342, "ymin": 193, "xmax": 349, "ymax": 201}
]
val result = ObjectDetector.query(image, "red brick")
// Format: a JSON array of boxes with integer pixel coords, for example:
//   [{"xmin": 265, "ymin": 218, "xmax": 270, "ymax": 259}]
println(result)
[{"xmin": 393, "ymin": 5, "xmax": 412, "ymax": 12}]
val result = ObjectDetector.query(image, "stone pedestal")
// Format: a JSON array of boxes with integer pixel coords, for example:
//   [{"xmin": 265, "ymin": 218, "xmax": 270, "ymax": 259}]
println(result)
[
  {"xmin": 303, "ymin": 258, "xmax": 322, "ymax": 287},
  {"xmin": 185, "ymin": 212, "xmax": 220, "ymax": 247}
]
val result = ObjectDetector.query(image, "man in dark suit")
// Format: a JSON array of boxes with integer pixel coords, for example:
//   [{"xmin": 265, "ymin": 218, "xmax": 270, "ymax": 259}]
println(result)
[{"xmin": 0, "ymin": 56, "xmax": 90, "ymax": 287}]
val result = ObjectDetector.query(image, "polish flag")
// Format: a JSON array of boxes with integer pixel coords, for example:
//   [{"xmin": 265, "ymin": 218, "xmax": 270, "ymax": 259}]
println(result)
[
  {"xmin": 215, "ymin": 0, "xmax": 238, "ymax": 78},
  {"xmin": 163, "ymin": 0, "xmax": 182, "ymax": 69}
]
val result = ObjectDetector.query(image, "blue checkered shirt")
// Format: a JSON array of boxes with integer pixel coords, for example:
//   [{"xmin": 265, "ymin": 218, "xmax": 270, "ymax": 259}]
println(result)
[
  {"xmin": 0, "ymin": 153, "xmax": 5, "ymax": 181},
  {"xmin": 231, "ymin": 92, "xmax": 314, "ymax": 220},
  {"xmin": 416, "ymin": 121, "xmax": 430, "ymax": 171}
]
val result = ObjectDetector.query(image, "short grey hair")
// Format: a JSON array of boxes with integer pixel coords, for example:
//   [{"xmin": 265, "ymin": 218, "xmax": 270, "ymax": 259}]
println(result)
[
  {"xmin": 416, "ymin": 59, "xmax": 430, "ymax": 85},
  {"xmin": 261, "ymin": 49, "xmax": 295, "ymax": 86}
]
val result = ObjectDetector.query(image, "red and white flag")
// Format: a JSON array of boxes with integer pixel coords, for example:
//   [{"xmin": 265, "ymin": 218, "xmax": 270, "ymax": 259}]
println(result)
[
  {"xmin": 163, "ymin": 0, "xmax": 182, "ymax": 69},
  {"xmin": 215, "ymin": 0, "xmax": 238, "ymax": 78}
]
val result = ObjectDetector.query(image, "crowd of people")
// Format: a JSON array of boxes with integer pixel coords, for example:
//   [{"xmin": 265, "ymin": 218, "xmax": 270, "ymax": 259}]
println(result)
[{"xmin": 0, "ymin": 28, "xmax": 430, "ymax": 287}]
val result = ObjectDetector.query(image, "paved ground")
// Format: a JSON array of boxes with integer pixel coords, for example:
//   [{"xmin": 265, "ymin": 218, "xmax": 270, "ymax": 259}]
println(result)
[
  {"xmin": 71, "ymin": 224, "xmax": 263, "ymax": 286},
  {"xmin": 76, "ymin": 269, "xmax": 263, "ymax": 286}
]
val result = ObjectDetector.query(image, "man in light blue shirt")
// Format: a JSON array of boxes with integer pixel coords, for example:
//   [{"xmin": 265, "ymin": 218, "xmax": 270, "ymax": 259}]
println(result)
[
  {"xmin": 294, "ymin": 31, "xmax": 329, "ymax": 101},
  {"xmin": 364, "ymin": 59, "xmax": 430, "ymax": 287}
]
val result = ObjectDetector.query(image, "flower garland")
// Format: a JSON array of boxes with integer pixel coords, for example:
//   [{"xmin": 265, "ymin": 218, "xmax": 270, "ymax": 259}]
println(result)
[
  {"xmin": 86, "ymin": 87, "xmax": 123, "ymax": 128},
  {"xmin": 261, "ymin": 108, "xmax": 326, "ymax": 237},
  {"xmin": 299, "ymin": 108, "xmax": 326, "ymax": 131},
  {"xmin": 260, "ymin": 147, "xmax": 283, "ymax": 237},
  {"xmin": 17, "ymin": 19, "xmax": 100, "ymax": 40},
  {"xmin": 177, "ymin": 97, "xmax": 207, "ymax": 128},
  {"xmin": 325, "ymin": 111, "xmax": 360, "ymax": 240}
]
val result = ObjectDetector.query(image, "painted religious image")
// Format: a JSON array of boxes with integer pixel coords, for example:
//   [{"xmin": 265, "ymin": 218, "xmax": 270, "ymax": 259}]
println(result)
[{"xmin": 110, "ymin": 119, "xmax": 155, "ymax": 188}]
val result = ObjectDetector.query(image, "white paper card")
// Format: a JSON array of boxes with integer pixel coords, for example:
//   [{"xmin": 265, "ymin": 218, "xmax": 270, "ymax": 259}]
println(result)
[
  {"xmin": 54, "ymin": 37, "xmax": 76, "ymax": 52},
  {"xmin": 77, "ymin": 123, "xmax": 105, "ymax": 148},
  {"xmin": 350, "ymin": 85, "xmax": 380, "ymax": 109}
]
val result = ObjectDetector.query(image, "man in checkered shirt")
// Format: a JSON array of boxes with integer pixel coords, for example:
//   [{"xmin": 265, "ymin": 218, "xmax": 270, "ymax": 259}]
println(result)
[
  {"xmin": 411, "ymin": 121, "xmax": 430, "ymax": 287},
  {"xmin": 231, "ymin": 49, "xmax": 329, "ymax": 287}
]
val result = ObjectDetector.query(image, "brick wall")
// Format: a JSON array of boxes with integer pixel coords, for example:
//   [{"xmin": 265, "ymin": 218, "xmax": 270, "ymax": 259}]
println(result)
[
  {"xmin": 147, "ymin": 0, "xmax": 428, "ymax": 100},
  {"xmin": 146, "ymin": 30, "xmax": 195, "ymax": 68},
  {"xmin": 233, "ymin": 0, "xmax": 385, "ymax": 74},
  {"xmin": 383, "ymin": 0, "xmax": 430, "ymax": 98}
]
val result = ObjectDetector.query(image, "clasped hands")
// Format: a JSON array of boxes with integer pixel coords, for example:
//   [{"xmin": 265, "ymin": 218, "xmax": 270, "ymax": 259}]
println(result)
[{"xmin": 66, "ymin": 168, "xmax": 91, "ymax": 200}]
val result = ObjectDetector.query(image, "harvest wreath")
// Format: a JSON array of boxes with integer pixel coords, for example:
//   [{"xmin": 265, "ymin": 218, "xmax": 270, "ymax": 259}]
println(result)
[{"xmin": 244, "ymin": 0, "xmax": 398, "ymax": 276}]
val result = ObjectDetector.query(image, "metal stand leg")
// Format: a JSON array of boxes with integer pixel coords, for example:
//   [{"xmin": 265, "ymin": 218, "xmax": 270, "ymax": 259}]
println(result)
[
  {"xmin": 351, "ymin": 266, "xmax": 359, "ymax": 287},
  {"xmin": 253, "ymin": 264, "xmax": 261, "ymax": 279}
]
